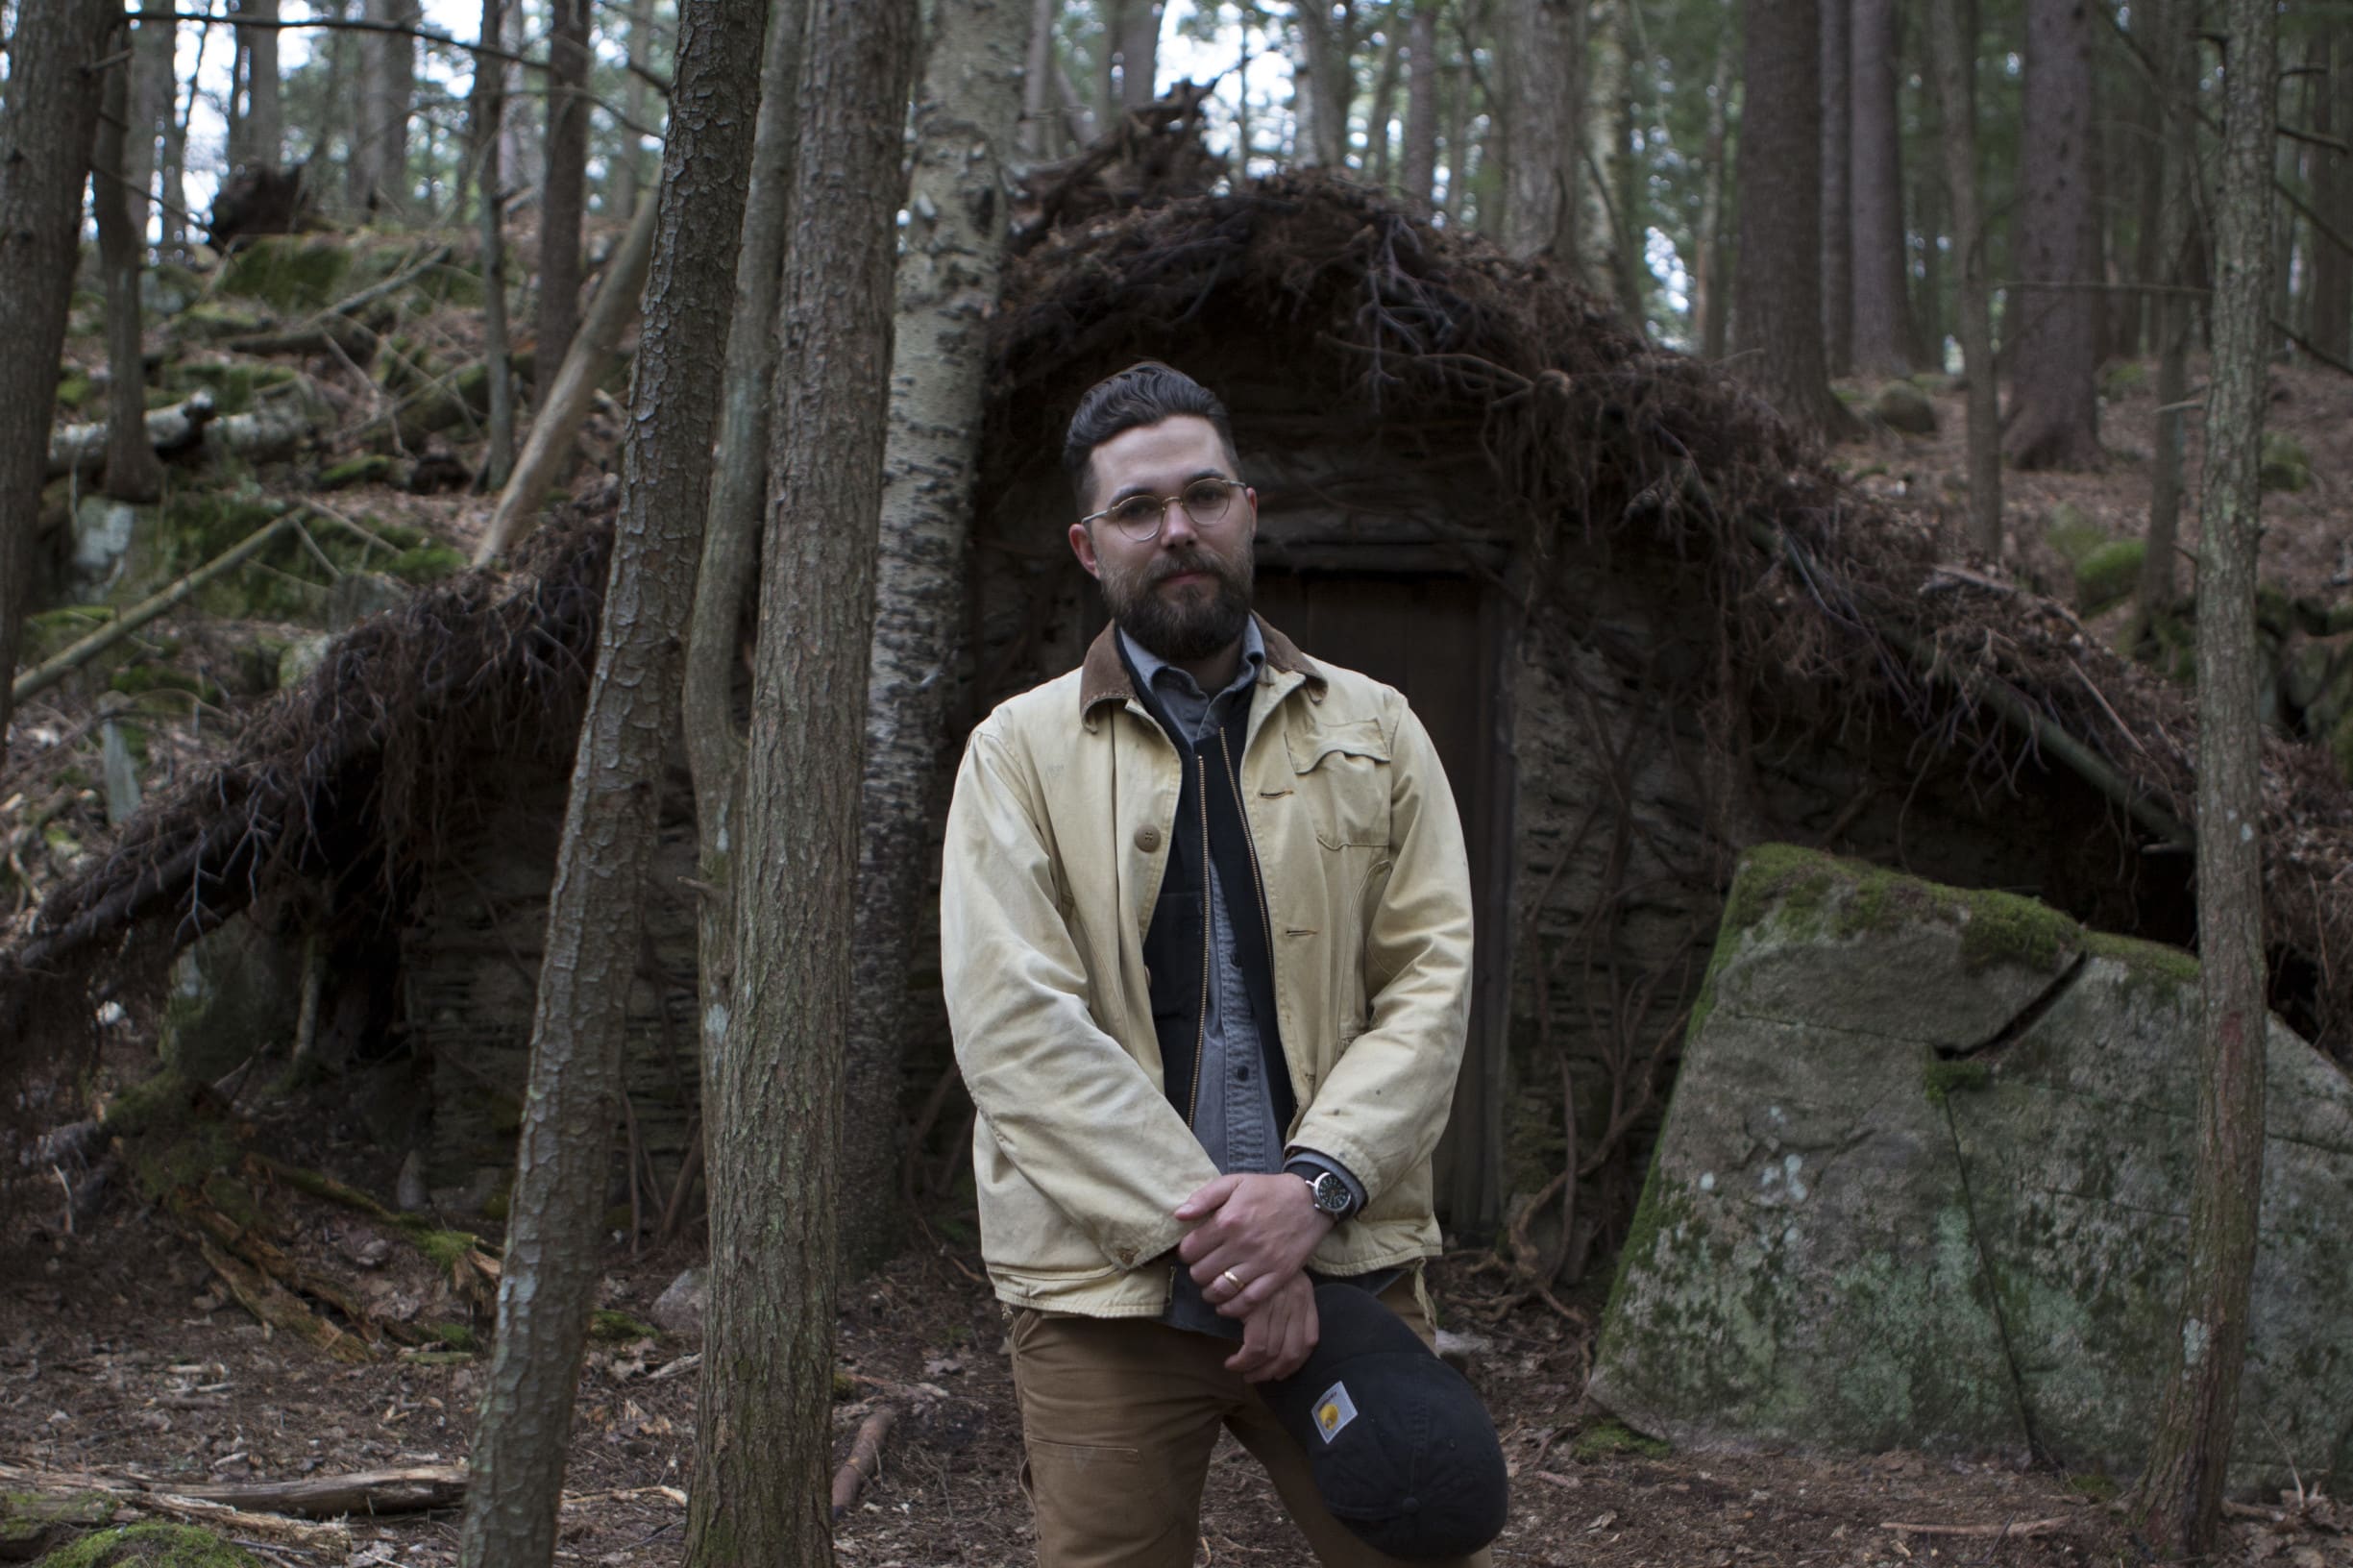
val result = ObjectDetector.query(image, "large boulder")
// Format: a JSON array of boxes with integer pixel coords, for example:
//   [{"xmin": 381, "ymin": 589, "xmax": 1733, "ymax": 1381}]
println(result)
[{"xmin": 1589, "ymin": 845, "xmax": 2353, "ymax": 1494}]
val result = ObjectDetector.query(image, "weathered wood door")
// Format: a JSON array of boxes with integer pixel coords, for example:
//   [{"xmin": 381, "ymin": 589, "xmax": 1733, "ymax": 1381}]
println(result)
[{"xmin": 1252, "ymin": 573, "xmax": 1511, "ymax": 1237}]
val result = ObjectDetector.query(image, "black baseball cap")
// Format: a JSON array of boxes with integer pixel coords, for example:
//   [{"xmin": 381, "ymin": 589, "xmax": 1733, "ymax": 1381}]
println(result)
[{"xmin": 1258, "ymin": 1283, "xmax": 1509, "ymax": 1560}]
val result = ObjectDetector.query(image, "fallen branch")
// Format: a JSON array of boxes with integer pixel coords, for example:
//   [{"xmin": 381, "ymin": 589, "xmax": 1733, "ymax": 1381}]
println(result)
[
  {"xmin": 47, "ymin": 391, "xmax": 220, "ymax": 477},
  {"xmin": 1880, "ymin": 1517, "xmax": 2071, "ymax": 1538},
  {"xmin": 828, "ymin": 1404, "xmax": 901, "ymax": 1520},
  {"xmin": 170, "ymin": 1464, "xmax": 468, "ymax": 1518},
  {"xmin": 198, "ymin": 1238, "xmax": 375, "ymax": 1364},
  {"xmin": 12, "ymin": 512, "xmax": 296, "ymax": 704}
]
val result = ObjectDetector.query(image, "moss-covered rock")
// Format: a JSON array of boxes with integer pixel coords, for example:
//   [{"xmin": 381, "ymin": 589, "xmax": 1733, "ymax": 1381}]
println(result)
[
  {"xmin": 2072, "ymin": 538, "xmax": 2144, "ymax": 614},
  {"xmin": 1871, "ymin": 380, "xmax": 1937, "ymax": 435},
  {"xmin": 1589, "ymin": 843, "xmax": 2353, "ymax": 1495},
  {"xmin": 2261, "ymin": 430, "xmax": 2312, "ymax": 494},
  {"xmin": 219, "ymin": 236, "xmax": 354, "ymax": 315},
  {"xmin": 2, "ymin": 1490, "xmax": 118, "ymax": 1558},
  {"xmin": 31, "ymin": 1521, "xmax": 266, "ymax": 1566}
]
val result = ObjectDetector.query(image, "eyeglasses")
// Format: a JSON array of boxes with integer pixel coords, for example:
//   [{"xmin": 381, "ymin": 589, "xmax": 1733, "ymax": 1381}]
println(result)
[{"xmin": 1079, "ymin": 478, "xmax": 1245, "ymax": 543}]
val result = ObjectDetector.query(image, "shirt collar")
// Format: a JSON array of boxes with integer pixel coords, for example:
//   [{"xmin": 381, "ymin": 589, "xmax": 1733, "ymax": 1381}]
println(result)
[{"xmin": 1117, "ymin": 617, "xmax": 1266, "ymax": 701}]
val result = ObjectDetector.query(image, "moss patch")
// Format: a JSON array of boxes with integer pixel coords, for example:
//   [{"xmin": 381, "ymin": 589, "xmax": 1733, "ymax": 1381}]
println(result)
[
  {"xmin": 318, "ymin": 454, "xmax": 394, "ymax": 490},
  {"xmin": 31, "ymin": 1521, "xmax": 266, "ymax": 1566},
  {"xmin": 1571, "ymin": 1418, "xmax": 1672, "ymax": 1461},
  {"xmin": 2073, "ymin": 539, "xmax": 2145, "ymax": 615},
  {"xmin": 1923, "ymin": 1058, "xmax": 1993, "ymax": 1104},
  {"xmin": 220, "ymin": 237, "xmax": 353, "ymax": 315},
  {"xmin": 102, "ymin": 1073, "xmax": 240, "ymax": 1203},
  {"xmin": 1952, "ymin": 886, "xmax": 2077, "ymax": 976},
  {"xmin": 2045, "ymin": 502, "xmax": 2104, "ymax": 569},
  {"xmin": 389, "ymin": 545, "xmax": 467, "ymax": 584},
  {"xmin": 2262, "ymin": 431, "xmax": 2311, "ymax": 494},
  {"xmin": 590, "ymin": 1310, "xmax": 660, "ymax": 1343}
]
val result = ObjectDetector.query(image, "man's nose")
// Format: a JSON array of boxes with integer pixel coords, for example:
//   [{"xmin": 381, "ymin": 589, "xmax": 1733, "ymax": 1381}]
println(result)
[{"xmin": 1158, "ymin": 498, "xmax": 1200, "ymax": 549}]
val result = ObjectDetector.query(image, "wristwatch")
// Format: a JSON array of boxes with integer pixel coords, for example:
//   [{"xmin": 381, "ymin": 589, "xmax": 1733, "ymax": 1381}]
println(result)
[{"xmin": 1297, "ymin": 1167, "xmax": 1355, "ymax": 1220}]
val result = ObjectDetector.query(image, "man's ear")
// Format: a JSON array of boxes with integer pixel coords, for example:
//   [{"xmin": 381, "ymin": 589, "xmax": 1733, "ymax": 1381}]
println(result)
[{"xmin": 1068, "ymin": 520, "xmax": 1102, "ymax": 578}]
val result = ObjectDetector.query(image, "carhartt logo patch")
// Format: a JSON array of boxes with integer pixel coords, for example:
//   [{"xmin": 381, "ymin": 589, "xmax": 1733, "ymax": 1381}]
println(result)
[{"xmin": 1312, "ymin": 1381, "xmax": 1359, "ymax": 1443}]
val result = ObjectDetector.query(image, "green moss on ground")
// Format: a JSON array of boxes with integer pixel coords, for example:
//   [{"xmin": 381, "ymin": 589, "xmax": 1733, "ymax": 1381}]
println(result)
[
  {"xmin": 57, "ymin": 370, "xmax": 95, "ymax": 411},
  {"xmin": 317, "ymin": 454, "xmax": 394, "ymax": 490},
  {"xmin": 101, "ymin": 1073, "xmax": 238, "ymax": 1202},
  {"xmin": 2262, "ymin": 431, "xmax": 2312, "ymax": 494},
  {"xmin": 219, "ymin": 237, "xmax": 353, "ymax": 315},
  {"xmin": 2080, "ymin": 929, "xmax": 2199, "ymax": 990},
  {"xmin": 2073, "ymin": 539, "xmax": 2145, "ymax": 615},
  {"xmin": 2044, "ymin": 502, "xmax": 2104, "ymax": 569},
  {"xmin": 1570, "ymin": 1418, "xmax": 1672, "ymax": 1461},
  {"xmin": 590, "ymin": 1310, "xmax": 660, "ymax": 1343},
  {"xmin": 32, "ymin": 1521, "xmax": 265, "ymax": 1566},
  {"xmin": 2099, "ymin": 360, "xmax": 2147, "ymax": 398},
  {"xmin": 389, "ymin": 545, "xmax": 467, "ymax": 584},
  {"xmin": 109, "ymin": 665, "xmax": 224, "ymax": 706}
]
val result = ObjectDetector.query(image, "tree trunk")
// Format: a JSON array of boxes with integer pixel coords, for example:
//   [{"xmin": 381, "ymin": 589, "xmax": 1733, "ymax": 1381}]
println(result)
[
  {"xmin": 2128, "ymin": 0, "xmax": 2194, "ymax": 649},
  {"xmin": 614, "ymin": 0, "xmax": 653, "ymax": 220},
  {"xmin": 1607, "ymin": 8, "xmax": 1645, "ymax": 323},
  {"xmin": 471, "ymin": 0, "xmax": 516, "ymax": 489},
  {"xmin": 683, "ymin": 0, "xmax": 919, "ymax": 1556},
  {"xmin": 1499, "ymin": 0, "xmax": 1584, "ymax": 261},
  {"xmin": 239, "ymin": 0, "xmax": 282, "ymax": 171},
  {"xmin": 1290, "ymin": 0, "xmax": 1354, "ymax": 169},
  {"xmin": 96, "ymin": 31, "xmax": 165, "ymax": 505},
  {"xmin": 161, "ymin": 12, "xmax": 199, "ymax": 248},
  {"xmin": 1693, "ymin": 36, "xmax": 1733, "ymax": 357},
  {"xmin": 130, "ymin": 11, "xmax": 175, "ymax": 238},
  {"xmin": 351, "ymin": 0, "xmax": 417, "ymax": 215},
  {"xmin": 1927, "ymin": 0, "xmax": 1998, "ymax": 555},
  {"xmin": 538, "ymin": 0, "xmax": 594, "ymax": 375},
  {"xmin": 2307, "ymin": 26, "xmax": 2350, "ymax": 363},
  {"xmin": 1820, "ymin": 0, "xmax": 1851, "ymax": 375},
  {"xmin": 1115, "ymin": 0, "xmax": 1161, "ymax": 110},
  {"xmin": 1849, "ymin": 0, "xmax": 1908, "ymax": 378},
  {"xmin": 2005, "ymin": 0, "xmax": 2102, "ymax": 468},
  {"xmin": 843, "ymin": 0, "xmax": 1024, "ymax": 1283},
  {"xmin": 450, "ymin": 0, "xmax": 766, "ymax": 1558},
  {"xmin": 1400, "ymin": 1, "xmax": 1438, "ymax": 213},
  {"xmin": 1734, "ymin": 0, "xmax": 1857, "ymax": 438},
  {"xmin": 0, "ymin": 0, "xmax": 118, "ymax": 774},
  {"xmin": 1441, "ymin": 51, "xmax": 1472, "ymax": 223},
  {"xmin": 680, "ymin": 0, "xmax": 811, "ymax": 1287},
  {"xmin": 1020, "ymin": 0, "xmax": 1056, "ymax": 156},
  {"xmin": 2131, "ymin": 0, "xmax": 2275, "ymax": 1555},
  {"xmin": 1365, "ymin": 22, "xmax": 1403, "ymax": 187}
]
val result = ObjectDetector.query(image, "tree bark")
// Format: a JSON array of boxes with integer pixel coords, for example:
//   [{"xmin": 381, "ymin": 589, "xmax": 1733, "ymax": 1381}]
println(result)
[
  {"xmin": 162, "ymin": 11, "xmax": 202, "ymax": 248},
  {"xmin": 1399, "ymin": 1, "xmax": 1438, "ymax": 213},
  {"xmin": 129, "ymin": 10, "xmax": 174, "ymax": 237},
  {"xmin": 350, "ymin": 0, "xmax": 417, "ymax": 215},
  {"xmin": 96, "ymin": 30, "xmax": 166, "ymax": 505},
  {"xmin": 1365, "ymin": 22, "xmax": 1403, "ymax": 187},
  {"xmin": 1927, "ymin": 0, "xmax": 1998, "ymax": 556},
  {"xmin": 613, "ymin": 0, "xmax": 653, "ymax": 221},
  {"xmin": 2005, "ymin": 0, "xmax": 2102, "ymax": 468},
  {"xmin": 1290, "ymin": 0, "xmax": 1354, "ymax": 169},
  {"xmin": 238, "ymin": 0, "xmax": 282, "ymax": 171},
  {"xmin": 1693, "ymin": 37, "xmax": 1733, "ymax": 357},
  {"xmin": 1019, "ymin": 0, "xmax": 1056, "ymax": 156},
  {"xmin": 1733, "ymin": 0, "xmax": 1856, "ymax": 438},
  {"xmin": 1499, "ymin": 0, "xmax": 1584, "ymax": 261},
  {"xmin": 1115, "ymin": 0, "xmax": 1161, "ymax": 110},
  {"xmin": 682, "ymin": 0, "xmax": 919, "ymax": 1556},
  {"xmin": 1441, "ymin": 50, "xmax": 1472, "ymax": 224},
  {"xmin": 843, "ymin": 0, "xmax": 1024, "ymax": 1282},
  {"xmin": 1606, "ymin": 8, "xmax": 1645, "ymax": 323},
  {"xmin": 1820, "ymin": 0, "xmax": 1851, "ymax": 375},
  {"xmin": 0, "ymin": 0, "xmax": 118, "ymax": 774},
  {"xmin": 538, "ymin": 0, "xmax": 594, "ymax": 375},
  {"xmin": 470, "ymin": 0, "xmax": 516, "ymax": 489},
  {"xmin": 2307, "ymin": 26, "xmax": 2350, "ymax": 363},
  {"xmin": 449, "ymin": 0, "xmax": 765, "ymax": 1558},
  {"xmin": 2130, "ymin": 0, "xmax": 2275, "ymax": 1555},
  {"xmin": 2129, "ymin": 0, "xmax": 2194, "ymax": 649},
  {"xmin": 1849, "ymin": 0, "xmax": 1909, "ymax": 377}
]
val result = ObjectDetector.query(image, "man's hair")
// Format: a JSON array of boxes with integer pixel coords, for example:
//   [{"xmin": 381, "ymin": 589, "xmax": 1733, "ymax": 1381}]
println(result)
[{"xmin": 1063, "ymin": 360, "xmax": 1239, "ymax": 511}]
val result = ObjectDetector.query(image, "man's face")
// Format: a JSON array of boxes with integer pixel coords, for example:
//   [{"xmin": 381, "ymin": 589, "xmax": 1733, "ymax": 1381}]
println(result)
[{"xmin": 1067, "ymin": 414, "xmax": 1258, "ymax": 664}]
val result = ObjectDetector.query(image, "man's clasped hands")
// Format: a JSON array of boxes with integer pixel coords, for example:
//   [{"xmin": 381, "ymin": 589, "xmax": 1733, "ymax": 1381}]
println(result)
[{"xmin": 1173, "ymin": 1172, "xmax": 1339, "ymax": 1383}]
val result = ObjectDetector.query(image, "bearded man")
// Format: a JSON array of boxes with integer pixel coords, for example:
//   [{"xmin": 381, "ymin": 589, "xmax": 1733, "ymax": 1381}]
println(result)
[{"xmin": 940, "ymin": 361, "xmax": 1486, "ymax": 1566}]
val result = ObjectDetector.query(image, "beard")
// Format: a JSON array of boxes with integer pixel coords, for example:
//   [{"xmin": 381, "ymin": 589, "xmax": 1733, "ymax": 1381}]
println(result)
[{"xmin": 1099, "ymin": 542, "xmax": 1255, "ymax": 663}]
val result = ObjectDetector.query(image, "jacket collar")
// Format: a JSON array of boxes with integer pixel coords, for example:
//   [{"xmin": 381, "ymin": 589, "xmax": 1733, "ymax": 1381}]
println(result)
[{"xmin": 1080, "ymin": 613, "xmax": 1324, "ymax": 723}]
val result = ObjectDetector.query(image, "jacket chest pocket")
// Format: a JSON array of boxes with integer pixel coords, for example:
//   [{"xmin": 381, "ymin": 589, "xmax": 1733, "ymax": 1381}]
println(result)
[{"xmin": 1285, "ymin": 719, "xmax": 1392, "ymax": 850}]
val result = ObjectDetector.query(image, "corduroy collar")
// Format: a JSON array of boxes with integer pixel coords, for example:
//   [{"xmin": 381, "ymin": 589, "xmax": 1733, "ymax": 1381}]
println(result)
[{"xmin": 1079, "ymin": 613, "xmax": 1324, "ymax": 720}]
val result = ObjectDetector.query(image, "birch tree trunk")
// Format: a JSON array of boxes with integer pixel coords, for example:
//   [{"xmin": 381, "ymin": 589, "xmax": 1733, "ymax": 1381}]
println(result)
[
  {"xmin": 2132, "ymin": 0, "xmax": 2276, "ymax": 1552},
  {"xmin": 684, "ymin": 0, "xmax": 919, "ymax": 1553},
  {"xmin": 1733, "ymin": 0, "xmax": 1856, "ymax": 438},
  {"xmin": 1927, "ymin": 0, "xmax": 1998, "ymax": 556},
  {"xmin": 1820, "ymin": 0, "xmax": 1851, "ymax": 376},
  {"xmin": 2005, "ymin": 0, "xmax": 2102, "ymax": 468},
  {"xmin": 1499, "ymin": 0, "xmax": 1584, "ymax": 261},
  {"xmin": 842, "ymin": 0, "xmax": 1025, "ymax": 1280},
  {"xmin": 538, "ymin": 0, "xmax": 594, "ymax": 373},
  {"xmin": 450, "ymin": 0, "xmax": 766, "ymax": 1558},
  {"xmin": 97, "ymin": 35, "xmax": 166, "ymax": 504},
  {"xmin": 0, "ymin": 0, "xmax": 118, "ymax": 774}
]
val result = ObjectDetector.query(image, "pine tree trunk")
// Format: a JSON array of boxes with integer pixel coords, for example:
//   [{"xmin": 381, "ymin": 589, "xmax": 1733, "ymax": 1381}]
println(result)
[
  {"xmin": 2129, "ymin": 0, "xmax": 2194, "ymax": 647},
  {"xmin": 1849, "ymin": 0, "xmax": 1908, "ymax": 377},
  {"xmin": 1734, "ymin": 0, "xmax": 1857, "ymax": 438},
  {"xmin": 1291, "ymin": 0, "xmax": 1353, "ymax": 169},
  {"xmin": 1693, "ymin": 37, "xmax": 1732, "ymax": 357},
  {"xmin": 451, "ymin": 0, "xmax": 765, "ymax": 1559},
  {"xmin": 0, "ymin": 0, "xmax": 118, "ymax": 774},
  {"xmin": 2307, "ymin": 26, "xmax": 2350, "ymax": 363},
  {"xmin": 1365, "ymin": 26, "xmax": 1402, "ymax": 186},
  {"xmin": 842, "ymin": 0, "xmax": 1025, "ymax": 1283},
  {"xmin": 1400, "ymin": 2, "xmax": 1439, "ymax": 213},
  {"xmin": 471, "ymin": 0, "xmax": 516, "ymax": 489},
  {"xmin": 2131, "ymin": 0, "xmax": 2275, "ymax": 1553},
  {"xmin": 1500, "ymin": 0, "xmax": 1585, "ymax": 261},
  {"xmin": 683, "ymin": 0, "xmax": 919, "ymax": 1555},
  {"xmin": 351, "ymin": 0, "xmax": 417, "ymax": 215},
  {"xmin": 241, "ymin": 0, "xmax": 282, "ymax": 171},
  {"xmin": 1928, "ymin": 0, "xmax": 1998, "ymax": 554},
  {"xmin": 96, "ymin": 37, "xmax": 165, "ymax": 505},
  {"xmin": 538, "ymin": 0, "xmax": 594, "ymax": 373},
  {"xmin": 614, "ymin": 0, "xmax": 653, "ymax": 220},
  {"xmin": 1607, "ymin": 9, "xmax": 1644, "ymax": 322},
  {"xmin": 1820, "ymin": 0, "xmax": 1851, "ymax": 375},
  {"xmin": 2005, "ymin": 0, "xmax": 2102, "ymax": 468},
  {"xmin": 1441, "ymin": 53, "xmax": 1472, "ymax": 223}
]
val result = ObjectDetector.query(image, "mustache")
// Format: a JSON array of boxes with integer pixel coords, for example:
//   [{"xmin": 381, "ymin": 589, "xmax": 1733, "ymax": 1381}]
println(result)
[{"xmin": 1146, "ymin": 550, "xmax": 1228, "ymax": 585}]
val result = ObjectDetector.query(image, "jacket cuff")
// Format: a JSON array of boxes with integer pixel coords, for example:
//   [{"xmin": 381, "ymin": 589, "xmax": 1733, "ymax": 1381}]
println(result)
[{"xmin": 1284, "ymin": 1148, "xmax": 1367, "ymax": 1219}]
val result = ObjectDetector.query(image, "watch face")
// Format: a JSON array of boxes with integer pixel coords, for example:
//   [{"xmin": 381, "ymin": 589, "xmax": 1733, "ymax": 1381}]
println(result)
[{"xmin": 1311, "ymin": 1172, "xmax": 1349, "ymax": 1213}]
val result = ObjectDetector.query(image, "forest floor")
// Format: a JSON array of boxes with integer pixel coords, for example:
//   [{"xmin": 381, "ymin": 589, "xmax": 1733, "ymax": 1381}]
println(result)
[{"xmin": 4, "ymin": 1190, "xmax": 2348, "ymax": 1568}]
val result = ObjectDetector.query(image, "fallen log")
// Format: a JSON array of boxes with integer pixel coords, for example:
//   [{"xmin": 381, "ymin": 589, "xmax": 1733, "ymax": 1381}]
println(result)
[
  {"xmin": 828, "ymin": 1404, "xmax": 901, "ymax": 1521},
  {"xmin": 47, "ymin": 391, "xmax": 219, "ymax": 477},
  {"xmin": 169, "ymin": 1464, "xmax": 467, "ymax": 1518}
]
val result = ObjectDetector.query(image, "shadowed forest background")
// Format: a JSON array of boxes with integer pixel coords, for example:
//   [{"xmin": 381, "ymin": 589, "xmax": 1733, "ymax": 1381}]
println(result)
[{"xmin": 0, "ymin": 0, "xmax": 2345, "ymax": 1562}]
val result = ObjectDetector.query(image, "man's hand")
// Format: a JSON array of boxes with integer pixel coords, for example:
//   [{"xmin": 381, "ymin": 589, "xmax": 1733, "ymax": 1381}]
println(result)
[
  {"xmin": 1175, "ymin": 1172, "xmax": 1334, "ymax": 1317},
  {"xmin": 1225, "ymin": 1270, "xmax": 1319, "ymax": 1383}
]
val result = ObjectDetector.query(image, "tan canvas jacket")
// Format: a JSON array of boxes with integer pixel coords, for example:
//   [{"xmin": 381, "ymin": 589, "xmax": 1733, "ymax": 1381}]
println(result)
[{"xmin": 940, "ymin": 616, "xmax": 1475, "ymax": 1317}]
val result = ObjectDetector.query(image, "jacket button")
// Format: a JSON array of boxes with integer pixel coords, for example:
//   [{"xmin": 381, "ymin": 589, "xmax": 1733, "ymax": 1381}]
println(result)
[{"xmin": 1134, "ymin": 825, "xmax": 1163, "ymax": 852}]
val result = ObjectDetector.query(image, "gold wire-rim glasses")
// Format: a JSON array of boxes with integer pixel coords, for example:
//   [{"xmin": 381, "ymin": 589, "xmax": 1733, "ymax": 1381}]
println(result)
[{"xmin": 1079, "ymin": 477, "xmax": 1244, "ymax": 542}]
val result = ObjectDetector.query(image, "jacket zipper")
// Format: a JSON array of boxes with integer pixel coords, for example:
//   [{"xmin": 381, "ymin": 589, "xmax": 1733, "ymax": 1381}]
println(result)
[
  {"xmin": 1188, "ymin": 752, "xmax": 1211, "ymax": 1127},
  {"xmin": 1216, "ymin": 732, "xmax": 1280, "ymax": 966}
]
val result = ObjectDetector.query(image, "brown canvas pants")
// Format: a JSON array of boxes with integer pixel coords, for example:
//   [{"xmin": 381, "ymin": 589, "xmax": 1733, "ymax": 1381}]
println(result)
[{"xmin": 1007, "ymin": 1273, "xmax": 1497, "ymax": 1568}]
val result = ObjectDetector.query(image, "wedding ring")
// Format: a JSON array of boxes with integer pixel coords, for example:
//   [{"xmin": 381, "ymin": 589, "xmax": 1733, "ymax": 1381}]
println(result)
[{"xmin": 1220, "ymin": 1268, "xmax": 1246, "ymax": 1293}]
